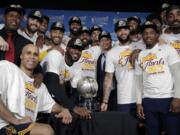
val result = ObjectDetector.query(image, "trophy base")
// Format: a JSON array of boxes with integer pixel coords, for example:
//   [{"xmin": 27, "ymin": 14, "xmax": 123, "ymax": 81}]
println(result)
[{"xmin": 79, "ymin": 96, "xmax": 100, "ymax": 112}]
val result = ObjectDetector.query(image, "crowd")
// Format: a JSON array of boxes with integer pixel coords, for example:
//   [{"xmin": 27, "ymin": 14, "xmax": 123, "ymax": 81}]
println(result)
[{"xmin": 0, "ymin": 3, "xmax": 179, "ymax": 135}]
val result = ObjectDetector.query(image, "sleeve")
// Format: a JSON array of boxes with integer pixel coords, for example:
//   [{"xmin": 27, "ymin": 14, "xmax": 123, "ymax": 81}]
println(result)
[
  {"xmin": 166, "ymin": 45, "xmax": 180, "ymax": 66},
  {"xmin": 39, "ymin": 50, "xmax": 48, "ymax": 62},
  {"xmin": 38, "ymin": 84, "xmax": 56, "ymax": 113},
  {"xmin": 43, "ymin": 72, "xmax": 75, "ymax": 110},
  {"xmin": 105, "ymin": 51, "xmax": 115, "ymax": 73},
  {"xmin": 44, "ymin": 51, "xmax": 63, "ymax": 75}
]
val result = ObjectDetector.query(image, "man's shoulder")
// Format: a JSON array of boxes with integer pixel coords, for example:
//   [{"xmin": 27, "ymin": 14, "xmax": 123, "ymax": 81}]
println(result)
[
  {"xmin": 15, "ymin": 33, "xmax": 32, "ymax": 44},
  {"xmin": 0, "ymin": 28, "xmax": 32, "ymax": 45},
  {"xmin": 0, "ymin": 60, "xmax": 21, "ymax": 74},
  {"xmin": 0, "ymin": 60, "xmax": 17, "ymax": 68}
]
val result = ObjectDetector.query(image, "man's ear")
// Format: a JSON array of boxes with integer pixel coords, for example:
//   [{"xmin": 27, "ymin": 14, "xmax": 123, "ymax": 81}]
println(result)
[{"xmin": 20, "ymin": 54, "xmax": 23, "ymax": 60}]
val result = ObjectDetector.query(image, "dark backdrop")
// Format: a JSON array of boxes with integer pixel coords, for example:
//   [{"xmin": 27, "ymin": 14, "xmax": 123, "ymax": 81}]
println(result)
[{"xmin": 0, "ymin": 0, "xmax": 179, "ymax": 12}]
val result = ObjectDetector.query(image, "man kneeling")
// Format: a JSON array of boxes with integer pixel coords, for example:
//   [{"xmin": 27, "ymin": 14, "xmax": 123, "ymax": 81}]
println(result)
[{"xmin": 0, "ymin": 44, "xmax": 72, "ymax": 135}]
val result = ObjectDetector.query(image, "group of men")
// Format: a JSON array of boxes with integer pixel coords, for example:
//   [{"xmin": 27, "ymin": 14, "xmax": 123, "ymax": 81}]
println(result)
[{"xmin": 0, "ymin": 3, "xmax": 179, "ymax": 135}]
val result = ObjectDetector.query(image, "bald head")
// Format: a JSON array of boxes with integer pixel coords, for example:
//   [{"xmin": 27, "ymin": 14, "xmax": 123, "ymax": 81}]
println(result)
[
  {"xmin": 20, "ymin": 44, "xmax": 39, "ymax": 72},
  {"xmin": 21, "ymin": 44, "xmax": 39, "ymax": 54}
]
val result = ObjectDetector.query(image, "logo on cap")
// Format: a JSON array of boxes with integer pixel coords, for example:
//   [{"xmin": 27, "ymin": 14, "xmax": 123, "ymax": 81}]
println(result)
[
  {"xmin": 33, "ymin": 10, "xmax": 42, "ymax": 18},
  {"xmin": 74, "ymin": 39, "xmax": 82, "ymax": 46},
  {"xmin": 117, "ymin": 20, "xmax": 127, "ymax": 27},
  {"xmin": 72, "ymin": 16, "xmax": 80, "ymax": 21},
  {"xmin": 99, "ymin": 31, "xmax": 111, "ymax": 40},
  {"xmin": 144, "ymin": 21, "xmax": 154, "ymax": 25},
  {"xmin": 56, "ymin": 22, "xmax": 63, "ymax": 28},
  {"xmin": 101, "ymin": 31, "xmax": 107, "ymax": 35}
]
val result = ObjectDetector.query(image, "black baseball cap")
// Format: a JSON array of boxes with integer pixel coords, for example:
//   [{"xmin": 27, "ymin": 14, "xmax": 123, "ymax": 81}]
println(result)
[
  {"xmin": 69, "ymin": 16, "xmax": 82, "ymax": 26},
  {"xmin": 141, "ymin": 21, "xmax": 158, "ymax": 33},
  {"xmin": 81, "ymin": 26, "xmax": 91, "ymax": 35},
  {"xmin": 42, "ymin": 15, "xmax": 50, "ymax": 23},
  {"xmin": 4, "ymin": 4, "xmax": 25, "ymax": 16},
  {"xmin": 114, "ymin": 20, "xmax": 129, "ymax": 32},
  {"xmin": 99, "ymin": 31, "xmax": 111, "ymax": 40},
  {"xmin": 90, "ymin": 25, "xmax": 102, "ymax": 34},
  {"xmin": 50, "ymin": 21, "xmax": 65, "ymax": 32},
  {"xmin": 28, "ymin": 10, "xmax": 42, "ymax": 22},
  {"xmin": 67, "ymin": 38, "xmax": 84, "ymax": 51},
  {"xmin": 127, "ymin": 16, "xmax": 141, "ymax": 24}
]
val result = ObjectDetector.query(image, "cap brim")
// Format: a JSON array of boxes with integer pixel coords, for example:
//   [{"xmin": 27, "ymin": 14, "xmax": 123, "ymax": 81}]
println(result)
[
  {"xmin": 69, "ymin": 20, "xmax": 81, "ymax": 25},
  {"xmin": 141, "ymin": 25, "xmax": 158, "ymax": 33},
  {"xmin": 28, "ymin": 15, "xmax": 42, "ymax": 22},
  {"xmin": 127, "ymin": 17, "xmax": 140, "ymax": 24},
  {"xmin": 68, "ymin": 45, "xmax": 84, "ymax": 51},
  {"xmin": 50, "ymin": 27, "xmax": 65, "ymax": 32},
  {"xmin": 81, "ymin": 30, "xmax": 91, "ymax": 35},
  {"xmin": 99, "ymin": 35, "xmax": 111, "ymax": 40},
  {"xmin": 115, "ymin": 26, "xmax": 129, "ymax": 32}
]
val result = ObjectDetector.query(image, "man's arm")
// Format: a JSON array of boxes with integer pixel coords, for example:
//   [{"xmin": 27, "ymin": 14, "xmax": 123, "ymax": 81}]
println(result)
[
  {"xmin": 170, "ymin": 62, "xmax": 180, "ymax": 113},
  {"xmin": 135, "ymin": 74, "xmax": 145, "ymax": 119},
  {"xmin": 44, "ymin": 72, "xmax": 76, "ymax": 110},
  {"xmin": 135, "ymin": 74, "xmax": 143, "ymax": 105},
  {"xmin": 51, "ymin": 103, "xmax": 72, "ymax": 124},
  {"xmin": 0, "ymin": 36, "xmax": 9, "ymax": 51},
  {"xmin": 0, "ymin": 98, "xmax": 32, "ymax": 125},
  {"xmin": 100, "ymin": 72, "xmax": 113, "ymax": 111}
]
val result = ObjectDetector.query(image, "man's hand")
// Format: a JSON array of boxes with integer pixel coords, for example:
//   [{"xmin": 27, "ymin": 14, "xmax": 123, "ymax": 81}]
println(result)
[
  {"xmin": 73, "ymin": 106, "xmax": 91, "ymax": 119},
  {"xmin": 0, "ymin": 36, "xmax": 9, "ymax": 51},
  {"xmin": 55, "ymin": 108, "xmax": 72, "ymax": 124},
  {"xmin": 100, "ymin": 103, "xmax": 108, "ymax": 112},
  {"xmin": 33, "ymin": 73, "xmax": 43, "ymax": 88},
  {"xmin": 36, "ymin": 35, "xmax": 45, "ymax": 49},
  {"xmin": 170, "ymin": 98, "xmax": 180, "ymax": 113},
  {"xmin": 54, "ymin": 46, "xmax": 64, "ymax": 55},
  {"xmin": 137, "ymin": 104, "xmax": 145, "ymax": 119},
  {"xmin": 129, "ymin": 49, "xmax": 141, "ymax": 69},
  {"xmin": 13, "ymin": 116, "xmax": 32, "ymax": 125}
]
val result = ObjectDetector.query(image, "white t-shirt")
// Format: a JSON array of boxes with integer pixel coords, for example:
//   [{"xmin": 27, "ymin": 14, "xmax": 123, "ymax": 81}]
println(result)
[
  {"xmin": 160, "ymin": 33, "xmax": 180, "ymax": 55},
  {"xmin": 38, "ymin": 43, "xmax": 66, "ymax": 62},
  {"xmin": 0, "ymin": 61, "xmax": 55, "ymax": 129},
  {"xmin": 135, "ymin": 43, "xmax": 180, "ymax": 98},
  {"xmin": 41, "ymin": 50, "xmax": 82, "ymax": 88},
  {"xmin": 23, "ymin": 72, "xmax": 55, "ymax": 121},
  {"xmin": 106, "ymin": 42, "xmax": 145, "ymax": 104},
  {"xmin": 78, "ymin": 46, "xmax": 101, "ymax": 79}
]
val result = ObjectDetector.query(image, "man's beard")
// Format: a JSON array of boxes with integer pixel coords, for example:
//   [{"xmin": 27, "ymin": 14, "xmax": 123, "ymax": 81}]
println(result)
[
  {"xmin": 70, "ymin": 28, "xmax": 81, "ymax": 37},
  {"xmin": 52, "ymin": 38, "xmax": 61, "ymax": 46},
  {"xmin": 118, "ymin": 36, "xmax": 130, "ymax": 44},
  {"xmin": 82, "ymin": 39, "xmax": 92, "ymax": 47},
  {"xmin": 170, "ymin": 21, "xmax": 180, "ymax": 33},
  {"xmin": 27, "ymin": 25, "xmax": 37, "ymax": 34}
]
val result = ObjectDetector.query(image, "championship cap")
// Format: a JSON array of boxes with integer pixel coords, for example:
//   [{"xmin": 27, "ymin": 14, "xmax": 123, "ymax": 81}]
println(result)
[
  {"xmin": 98, "ymin": 31, "xmax": 111, "ymax": 40},
  {"xmin": 50, "ymin": 21, "xmax": 65, "ymax": 32}
]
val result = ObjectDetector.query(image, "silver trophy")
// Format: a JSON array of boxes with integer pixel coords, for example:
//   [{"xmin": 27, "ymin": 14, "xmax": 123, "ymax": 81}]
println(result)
[{"xmin": 77, "ymin": 77, "xmax": 99, "ymax": 111}]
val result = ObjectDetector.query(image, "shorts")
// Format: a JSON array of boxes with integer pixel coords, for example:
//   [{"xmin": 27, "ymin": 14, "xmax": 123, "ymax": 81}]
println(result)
[{"xmin": 0, "ymin": 122, "xmax": 35, "ymax": 135}]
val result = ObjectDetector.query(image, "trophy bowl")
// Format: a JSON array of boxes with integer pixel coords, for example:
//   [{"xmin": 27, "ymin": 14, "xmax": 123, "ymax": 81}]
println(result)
[{"xmin": 77, "ymin": 76, "xmax": 98, "ymax": 98}]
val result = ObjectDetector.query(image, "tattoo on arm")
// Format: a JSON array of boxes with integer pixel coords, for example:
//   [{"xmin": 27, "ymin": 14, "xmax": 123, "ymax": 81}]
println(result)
[{"xmin": 102, "ymin": 72, "xmax": 113, "ymax": 103}]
